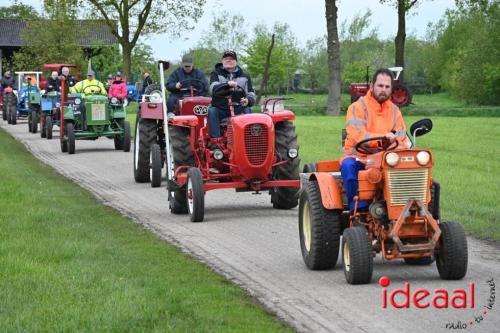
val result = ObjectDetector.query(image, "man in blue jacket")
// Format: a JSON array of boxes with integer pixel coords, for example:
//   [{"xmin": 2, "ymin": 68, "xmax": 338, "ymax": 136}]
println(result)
[
  {"xmin": 207, "ymin": 50, "xmax": 256, "ymax": 149},
  {"xmin": 166, "ymin": 54, "xmax": 208, "ymax": 114}
]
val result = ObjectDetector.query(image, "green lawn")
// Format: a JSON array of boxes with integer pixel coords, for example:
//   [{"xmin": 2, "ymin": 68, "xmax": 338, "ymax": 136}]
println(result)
[
  {"xmin": 0, "ymin": 129, "xmax": 293, "ymax": 332},
  {"xmin": 295, "ymin": 116, "xmax": 500, "ymax": 241}
]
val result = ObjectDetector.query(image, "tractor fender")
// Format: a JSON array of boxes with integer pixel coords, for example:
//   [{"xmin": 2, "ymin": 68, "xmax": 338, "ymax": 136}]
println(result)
[
  {"xmin": 309, "ymin": 172, "xmax": 343, "ymax": 210},
  {"xmin": 269, "ymin": 110, "xmax": 295, "ymax": 124},
  {"xmin": 170, "ymin": 115, "xmax": 198, "ymax": 127}
]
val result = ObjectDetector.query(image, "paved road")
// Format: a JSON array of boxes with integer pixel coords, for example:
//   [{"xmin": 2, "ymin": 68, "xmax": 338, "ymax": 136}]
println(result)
[{"xmin": 2, "ymin": 119, "xmax": 499, "ymax": 333}]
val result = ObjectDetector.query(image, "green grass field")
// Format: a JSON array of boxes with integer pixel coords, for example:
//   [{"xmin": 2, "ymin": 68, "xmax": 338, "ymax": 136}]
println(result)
[
  {"xmin": 0, "ymin": 129, "xmax": 293, "ymax": 332},
  {"xmin": 295, "ymin": 116, "xmax": 500, "ymax": 240}
]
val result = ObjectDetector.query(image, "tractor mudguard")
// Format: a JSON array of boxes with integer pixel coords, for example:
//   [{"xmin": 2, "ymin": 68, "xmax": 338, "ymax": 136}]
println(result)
[
  {"xmin": 170, "ymin": 115, "xmax": 198, "ymax": 127},
  {"xmin": 309, "ymin": 172, "xmax": 343, "ymax": 210},
  {"xmin": 269, "ymin": 110, "xmax": 295, "ymax": 124}
]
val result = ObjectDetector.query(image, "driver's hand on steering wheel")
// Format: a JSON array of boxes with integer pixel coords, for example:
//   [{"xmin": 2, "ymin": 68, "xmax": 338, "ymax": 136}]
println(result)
[
  {"xmin": 384, "ymin": 132, "xmax": 396, "ymax": 143},
  {"xmin": 227, "ymin": 80, "xmax": 237, "ymax": 88},
  {"xmin": 175, "ymin": 82, "xmax": 182, "ymax": 89},
  {"xmin": 240, "ymin": 97, "xmax": 249, "ymax": 106}
]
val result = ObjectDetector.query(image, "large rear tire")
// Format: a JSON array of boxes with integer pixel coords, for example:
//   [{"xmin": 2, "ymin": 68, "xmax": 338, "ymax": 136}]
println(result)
[
  {"xmin": 9, "ymin": 105, "xmax": 16, "ymax": 125},
  {"xmin": 2, "ymin": 104, "xmax": 6, "ymax": 121},
  {"xmin": 391, "ymin": 83, "xmax": 412, "ymax": 107},
  {"xmin": 122, "ymin": 121, "xmax": 131, "ymax": 152},
  {"xmin": 187, "ymin": 167, "xmax": 205, "ymax": 222},
  {"xmin": 342, "ymin": 227, "xmax": 373, "ymax": 284},
  {"xmin": 133, "ymin": 113, "xmax": 157, "ymax": 183},
  {"xmin": 271, "ymin": 121, "xmax": 300, "ymax": 209},
  {"xmin": 299, "ymin": 179, "xmax": 341, "ymax": 270},
  {"xmin": 168, "ymin": 125, "xmax": 194, "ymax": 214},
  {"xmin": 150, "ymin": 143, "xmax": 162, "ymax": 188},
  {"xmin": 436, "ymin": 221, "xmax": 468, "ymax": 280},
  {"xmin": 46, "ymin": 116, "xmax": 53, "ymax": 140},
  {"xmin": 67, "ymin": 122, "xmax": 75, "ymax": 154}
]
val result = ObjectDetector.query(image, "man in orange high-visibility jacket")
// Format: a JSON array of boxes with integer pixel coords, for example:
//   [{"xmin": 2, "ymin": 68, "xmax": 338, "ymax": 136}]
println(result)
[{"xmin": 341, "ymin": 68, "xmax": 411, "ymax": 212}]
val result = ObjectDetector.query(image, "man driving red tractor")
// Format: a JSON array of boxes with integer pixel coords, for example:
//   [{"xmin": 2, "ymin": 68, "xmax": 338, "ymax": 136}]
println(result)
[{"xmin": 341, "ymin": 68, "xmax": 411, "ymax": 212}]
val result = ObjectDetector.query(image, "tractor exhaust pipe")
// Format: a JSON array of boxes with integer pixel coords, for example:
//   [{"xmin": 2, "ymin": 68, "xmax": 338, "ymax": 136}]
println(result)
[{"xmin": 158, "ymin": 60, "xmax": 173, "ymax": 183}]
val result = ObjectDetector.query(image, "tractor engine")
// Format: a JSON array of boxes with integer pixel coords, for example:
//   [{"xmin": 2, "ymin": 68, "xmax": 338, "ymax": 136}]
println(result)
[{"xmin": 227, "ymin": 113, "xmax": 275, "ymax": 181}]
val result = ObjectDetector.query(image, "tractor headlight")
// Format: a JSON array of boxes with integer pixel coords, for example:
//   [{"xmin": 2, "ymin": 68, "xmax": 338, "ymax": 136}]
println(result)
[
  {"xmin": 74, "ymin": 98, "xmax": 81, "ymax": 105},
  {"xmin": 111, "ymin": 97, "xmax": 118, "ymax": 104},
  {"xmin": 213, "ymin": 149, "xmax": 224, "ymax": 160},
  {"xmin": 416, "ymin": 151, "xmax": 430, "ymax": 166},
  {"xmin": 288, "ymin": 148, "xmax": 298, "ymax": 159},
  {"xmin": 385, "ymin": 152, "xmax": 400, "ymax": 167}
]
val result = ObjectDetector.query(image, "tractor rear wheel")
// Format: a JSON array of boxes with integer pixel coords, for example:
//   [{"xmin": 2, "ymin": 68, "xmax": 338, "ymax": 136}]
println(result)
[
  {"xmin": 30, "ymin": 110, "xmax": 38, "ymax": 133},
  {"xmin": 2, "ymin": 105, "xmax": 6, "ymax": 121},
  {"xmin": 271, "ymin": 121, "xmax": 300, "ymax": 209},
  {"xmin": 342, "ymin": 227, "xmax": 373, "ymax": 284},
  {"xmin": 436, "ymin": 221, "xmax": 468, "ymax": 280},
  {"xmin": 67, "ymin": 122, "xmax": 75, "ymax": 154},
  {"xmin": 133, "ymin": 113, "xmax": 157, "ymax": 183},
  {"xmin": 46, "ymin": 116, "xmax": 53, "ymax": 139},
  {"xmin": 150, "ymin": 143, "xmax": 162, "ymax": 188},
  {"xmin": 302, "ymin": 163, "xmax": 316, "ymax": 173},
  {"xmin": 168, "ymin": 125, "xmax": 194, "ymax": 214},
  {"xmin": 122, "ymin": 121, "xmax": 131, "ymax": 152},
  {"xmin": 299, "ymin": 179, "xmax": 341, "ymax": 270},
  {"xmin": 391, "ymin": 83, "xmax": 412, "ymax": 107},
  {"xmin": 187, "ymin": 167, "xmax": 205, "ymax": 222},
  {"xmin": 144, "ymin": 84, "xmax": 163, "ymax": 101}
]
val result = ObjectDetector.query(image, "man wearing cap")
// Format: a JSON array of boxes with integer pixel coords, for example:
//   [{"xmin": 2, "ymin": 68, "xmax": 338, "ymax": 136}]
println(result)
[
  {"xmin": 166, "ymin": 54, "xmax": 208, "ymax": 114},
  {"xmin": 207, "ymin": 50, "xmax": 256, "ymax": 147},
  {"xmin": 71, "ymin": 70, "xmax": 107, "ymax": 97}
]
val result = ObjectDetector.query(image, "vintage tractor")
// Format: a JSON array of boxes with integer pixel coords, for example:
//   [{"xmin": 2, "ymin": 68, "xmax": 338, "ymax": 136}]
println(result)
[
  {"xmin": 3, "ymin": 86, "xmax": 17, "ymax": 124},
  {"xmin": 298, "ymin": 119, "xmax": 468, "ymax": 284},
  {"xmin": 14, "ymin": 72, "xmax": 42, "ymax": 131},
  {"xmin": 154, "ymin": 62, "xmax": 301, "ymax": 222},
  {"xmin": 58, "ymin": 78, "xmax": 131, "ymax": 154},
  {"xmin": 133, "ymin": 82, "xmax": 166, "ymax": 187},
  {"xmin": 350, "ymin": 66, "xmax": 412, "ymax": 107},
  {"xmin": 39, "ymin": 90, "xmax": 61, "ymax": 139}
]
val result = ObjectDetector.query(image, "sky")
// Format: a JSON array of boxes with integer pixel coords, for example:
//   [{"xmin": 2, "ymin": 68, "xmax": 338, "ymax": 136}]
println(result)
[{"xmin": 1, "ymin": 0, "xmax": 456, "ymax": 61}]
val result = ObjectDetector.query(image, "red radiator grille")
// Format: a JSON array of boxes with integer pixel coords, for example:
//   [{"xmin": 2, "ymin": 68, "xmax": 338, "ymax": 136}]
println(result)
[
  {"xmin": 244, "ymin": 124, "xmax": 268, "ymax": 166},
  {"xmin": 226, "ymin": 124, "xmax": 233, "ymax": 146}
]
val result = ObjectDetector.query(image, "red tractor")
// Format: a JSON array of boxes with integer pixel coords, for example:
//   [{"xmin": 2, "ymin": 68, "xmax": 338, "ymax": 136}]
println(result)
[
  {"xmin": 350, "ymin": 66, "xmax": 412, "ymax": 107},
  {"xmin": 155, "ymin": 62, "xmax": 301, "ymax": 222}
]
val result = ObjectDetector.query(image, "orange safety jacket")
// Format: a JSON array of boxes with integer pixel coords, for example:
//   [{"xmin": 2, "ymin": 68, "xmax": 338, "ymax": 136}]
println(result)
[{"xmin": 342, "ymin": 90, "xmax": 411, "ymax": 162}]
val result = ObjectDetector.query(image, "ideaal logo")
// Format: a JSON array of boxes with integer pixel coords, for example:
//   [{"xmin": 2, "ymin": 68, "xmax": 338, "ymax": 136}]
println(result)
[{"xmin": 379, "ymin": 276, "xmax": 496, "ymax": 330}]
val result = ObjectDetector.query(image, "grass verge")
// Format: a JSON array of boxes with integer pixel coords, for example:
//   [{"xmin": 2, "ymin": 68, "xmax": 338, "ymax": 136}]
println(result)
[{"xmin": 0, "ymin": 128, "xmax": 293, "ymax": 332}]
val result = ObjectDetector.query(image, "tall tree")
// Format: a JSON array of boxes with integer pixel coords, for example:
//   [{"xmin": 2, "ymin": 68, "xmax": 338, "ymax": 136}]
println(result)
[
  {"xmin": 380, "ymin": 0, "xmax": 429, "ymax": 83},
  {"xmin": 0, "ymin": 0, "xmax": 39, "ymax": 19},
  {"xmin": 85, "ymin": 0, "xmax": 206, "ymax": 79},
  {"xmin": 325, "ymin": 0, "xmax": 341, "ymax": 115}
]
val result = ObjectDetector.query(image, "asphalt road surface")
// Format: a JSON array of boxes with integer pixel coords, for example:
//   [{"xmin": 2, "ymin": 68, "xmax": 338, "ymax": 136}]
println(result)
[{"xmin": 1, "ymin": 119, "xmax": 499, "ymax": 333}]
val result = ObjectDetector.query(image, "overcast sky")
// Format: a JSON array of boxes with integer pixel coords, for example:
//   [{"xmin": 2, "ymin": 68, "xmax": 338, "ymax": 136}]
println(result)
[{"xmin": 1, "ymin": 0, "xmax": 456, "ymax": 61}]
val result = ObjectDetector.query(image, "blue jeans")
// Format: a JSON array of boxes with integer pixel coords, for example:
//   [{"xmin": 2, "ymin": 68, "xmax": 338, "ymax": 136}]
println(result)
[
  {"xmin": 208, "ymin": 105, "xmax": 250, "ymax": 138},
  {"xmin": 167, "ymin": 94, "xmax": 180, "ymax": 114},
  {"xmin": 340, "ymin": 157, "xmax": 369, "ymax": 211}
]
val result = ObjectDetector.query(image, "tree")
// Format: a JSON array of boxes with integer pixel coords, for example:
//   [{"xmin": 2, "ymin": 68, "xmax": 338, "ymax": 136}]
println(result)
[
  {"xmin": 85, "ymin": 0, "xmax": 206, "ymax": 79},
  {"xmin": 379, "ymin": 0, "xmax": 430, "ymax": 83},
  {"xmin": 325, "ymin": 0, "xmax": 341, "ymax": 115},
  {"xmin": 0, "ymin": 0, "xmax": 39, "ymax": 19},
  {"xmin": 301, "ymin": 36, "xmax": 328, "ymax": 92},
  {"xmin": 243, "ymin": 23, "xmax": 299, "ymax": 96},
  {"xmin": 201, "ymin": 11, "xmax": 246, "ymax": 54}
]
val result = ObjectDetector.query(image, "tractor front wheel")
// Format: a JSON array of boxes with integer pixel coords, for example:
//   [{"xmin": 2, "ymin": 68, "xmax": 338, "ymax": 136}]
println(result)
[
  {"xmin": 9, "ymin": 105, "xmax": 16, "ymax": 125},
  {"xmin": 150, "ymin": 143, "xmax": 162, "ymax": 188},
  {"xmin": 342, "ymin": 227, "xmax": 373, "ymax": 284},
  {"xmin": 30, "ymin": 110, "xmax": 38, "ymax": 133},
  {"xmin": 67, "ymin": 122, "xmax": 75, "ymax": 154},
  {"xmin": 299, "ymin": 179, "xmax": 341, "ymax": 270},
  {"xmin": 271, "ymin": 121, "xmax": 300, "ymax": 209},
  {"xmin": 122, "ymin": 121, "xmax": 131, "ymax": 152},
  {"xmin": 2, "ymin": 105, "xmax": 6, "ymax": 121},
  {"xmin": 436, "ymin": 221, "xmax": 468, "ymax": 280},
  {"xmin": 187, "ymin": 167, "xmax": 205, "ymax": 222}
]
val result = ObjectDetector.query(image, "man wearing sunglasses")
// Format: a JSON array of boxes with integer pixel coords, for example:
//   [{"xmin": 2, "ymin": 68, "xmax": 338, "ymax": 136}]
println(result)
[{"xmin": 166, "ymin": 54, "xmax": 208, "ymax": 114}]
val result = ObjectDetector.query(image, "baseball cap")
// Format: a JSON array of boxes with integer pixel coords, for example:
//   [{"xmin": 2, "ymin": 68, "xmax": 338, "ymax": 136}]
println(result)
[
  {"xmin": 222, "ymin": 50, "xmax": 237, "ymax": 60},
  {"xmin": 182, "ymin": 54, "xmax": 193, "ymax": 66}
]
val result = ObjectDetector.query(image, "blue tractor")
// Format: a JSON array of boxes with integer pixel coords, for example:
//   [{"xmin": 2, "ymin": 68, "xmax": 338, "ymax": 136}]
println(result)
[{"xmin": 15, "ymin": 71, "xmax": 43, "ymax": 133}]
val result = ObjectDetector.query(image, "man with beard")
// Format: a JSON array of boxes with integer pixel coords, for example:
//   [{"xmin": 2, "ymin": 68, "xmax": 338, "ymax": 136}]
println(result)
[{"xmin": 341, "ymin": 68, "xmax": 411, "ymax": 212}]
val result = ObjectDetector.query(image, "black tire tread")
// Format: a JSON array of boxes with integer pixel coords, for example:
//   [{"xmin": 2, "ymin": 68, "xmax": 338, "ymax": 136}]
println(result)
[
  {"xmin": 342, "ymin": 227, "xmax": 373, "ymax": 284},
  {"xmin": 436, "ymin": 221, "xmax": 468, "ymax": 280},
  {"xmin": 134, "ymin": 114, "xmax": 157, "ymax": 183},
  {"xmin": 169, "ymin": 125, "xmax": 194, "ymax": 214}
]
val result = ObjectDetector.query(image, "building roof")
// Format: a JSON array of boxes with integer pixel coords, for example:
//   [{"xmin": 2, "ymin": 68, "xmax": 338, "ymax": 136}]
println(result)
[{"xmin": 0, "ymin": 19, "xmax": 117, "ymax": 48}]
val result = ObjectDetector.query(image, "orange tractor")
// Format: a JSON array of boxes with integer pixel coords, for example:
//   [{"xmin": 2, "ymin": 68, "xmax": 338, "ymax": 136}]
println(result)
[{"xmin": 299, "ymin": 119, "xmax": 468, "ymax": 284}]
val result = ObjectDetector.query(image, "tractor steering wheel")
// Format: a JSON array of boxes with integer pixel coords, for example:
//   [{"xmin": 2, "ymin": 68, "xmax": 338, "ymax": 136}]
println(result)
[
  {"xmin": 212, "ymin": 83, "xmax": 246, "ymax": 98},
  {"xmin": 178, "ymin": 79, "xmax": 206, "ymax": 97},
  {"xmin": 355, "ymin": 136, "xmax": 399, "ymax": 155},
  {"xmin": 82, "ymin": 84, "xmax": 103, "ymax": 96}
]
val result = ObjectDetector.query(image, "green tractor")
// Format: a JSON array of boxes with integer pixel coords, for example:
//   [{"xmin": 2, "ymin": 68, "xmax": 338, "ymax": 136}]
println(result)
[{"xmin": 59, "ymin": 82, "xmax": 131, "ymax": 154}]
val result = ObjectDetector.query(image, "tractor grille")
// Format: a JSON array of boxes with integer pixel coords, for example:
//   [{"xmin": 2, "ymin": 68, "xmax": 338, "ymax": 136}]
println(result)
[
  {"xmin": 244, "ymin": 123, "xmax": 268, "ymax": 166},
  {"xmin": 226, "ymin": 124, "xmax": 233, "ymax": 146},
  {"xmin": 387, "ymin": 168, "xmax": 428, "ymax": 206}
]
